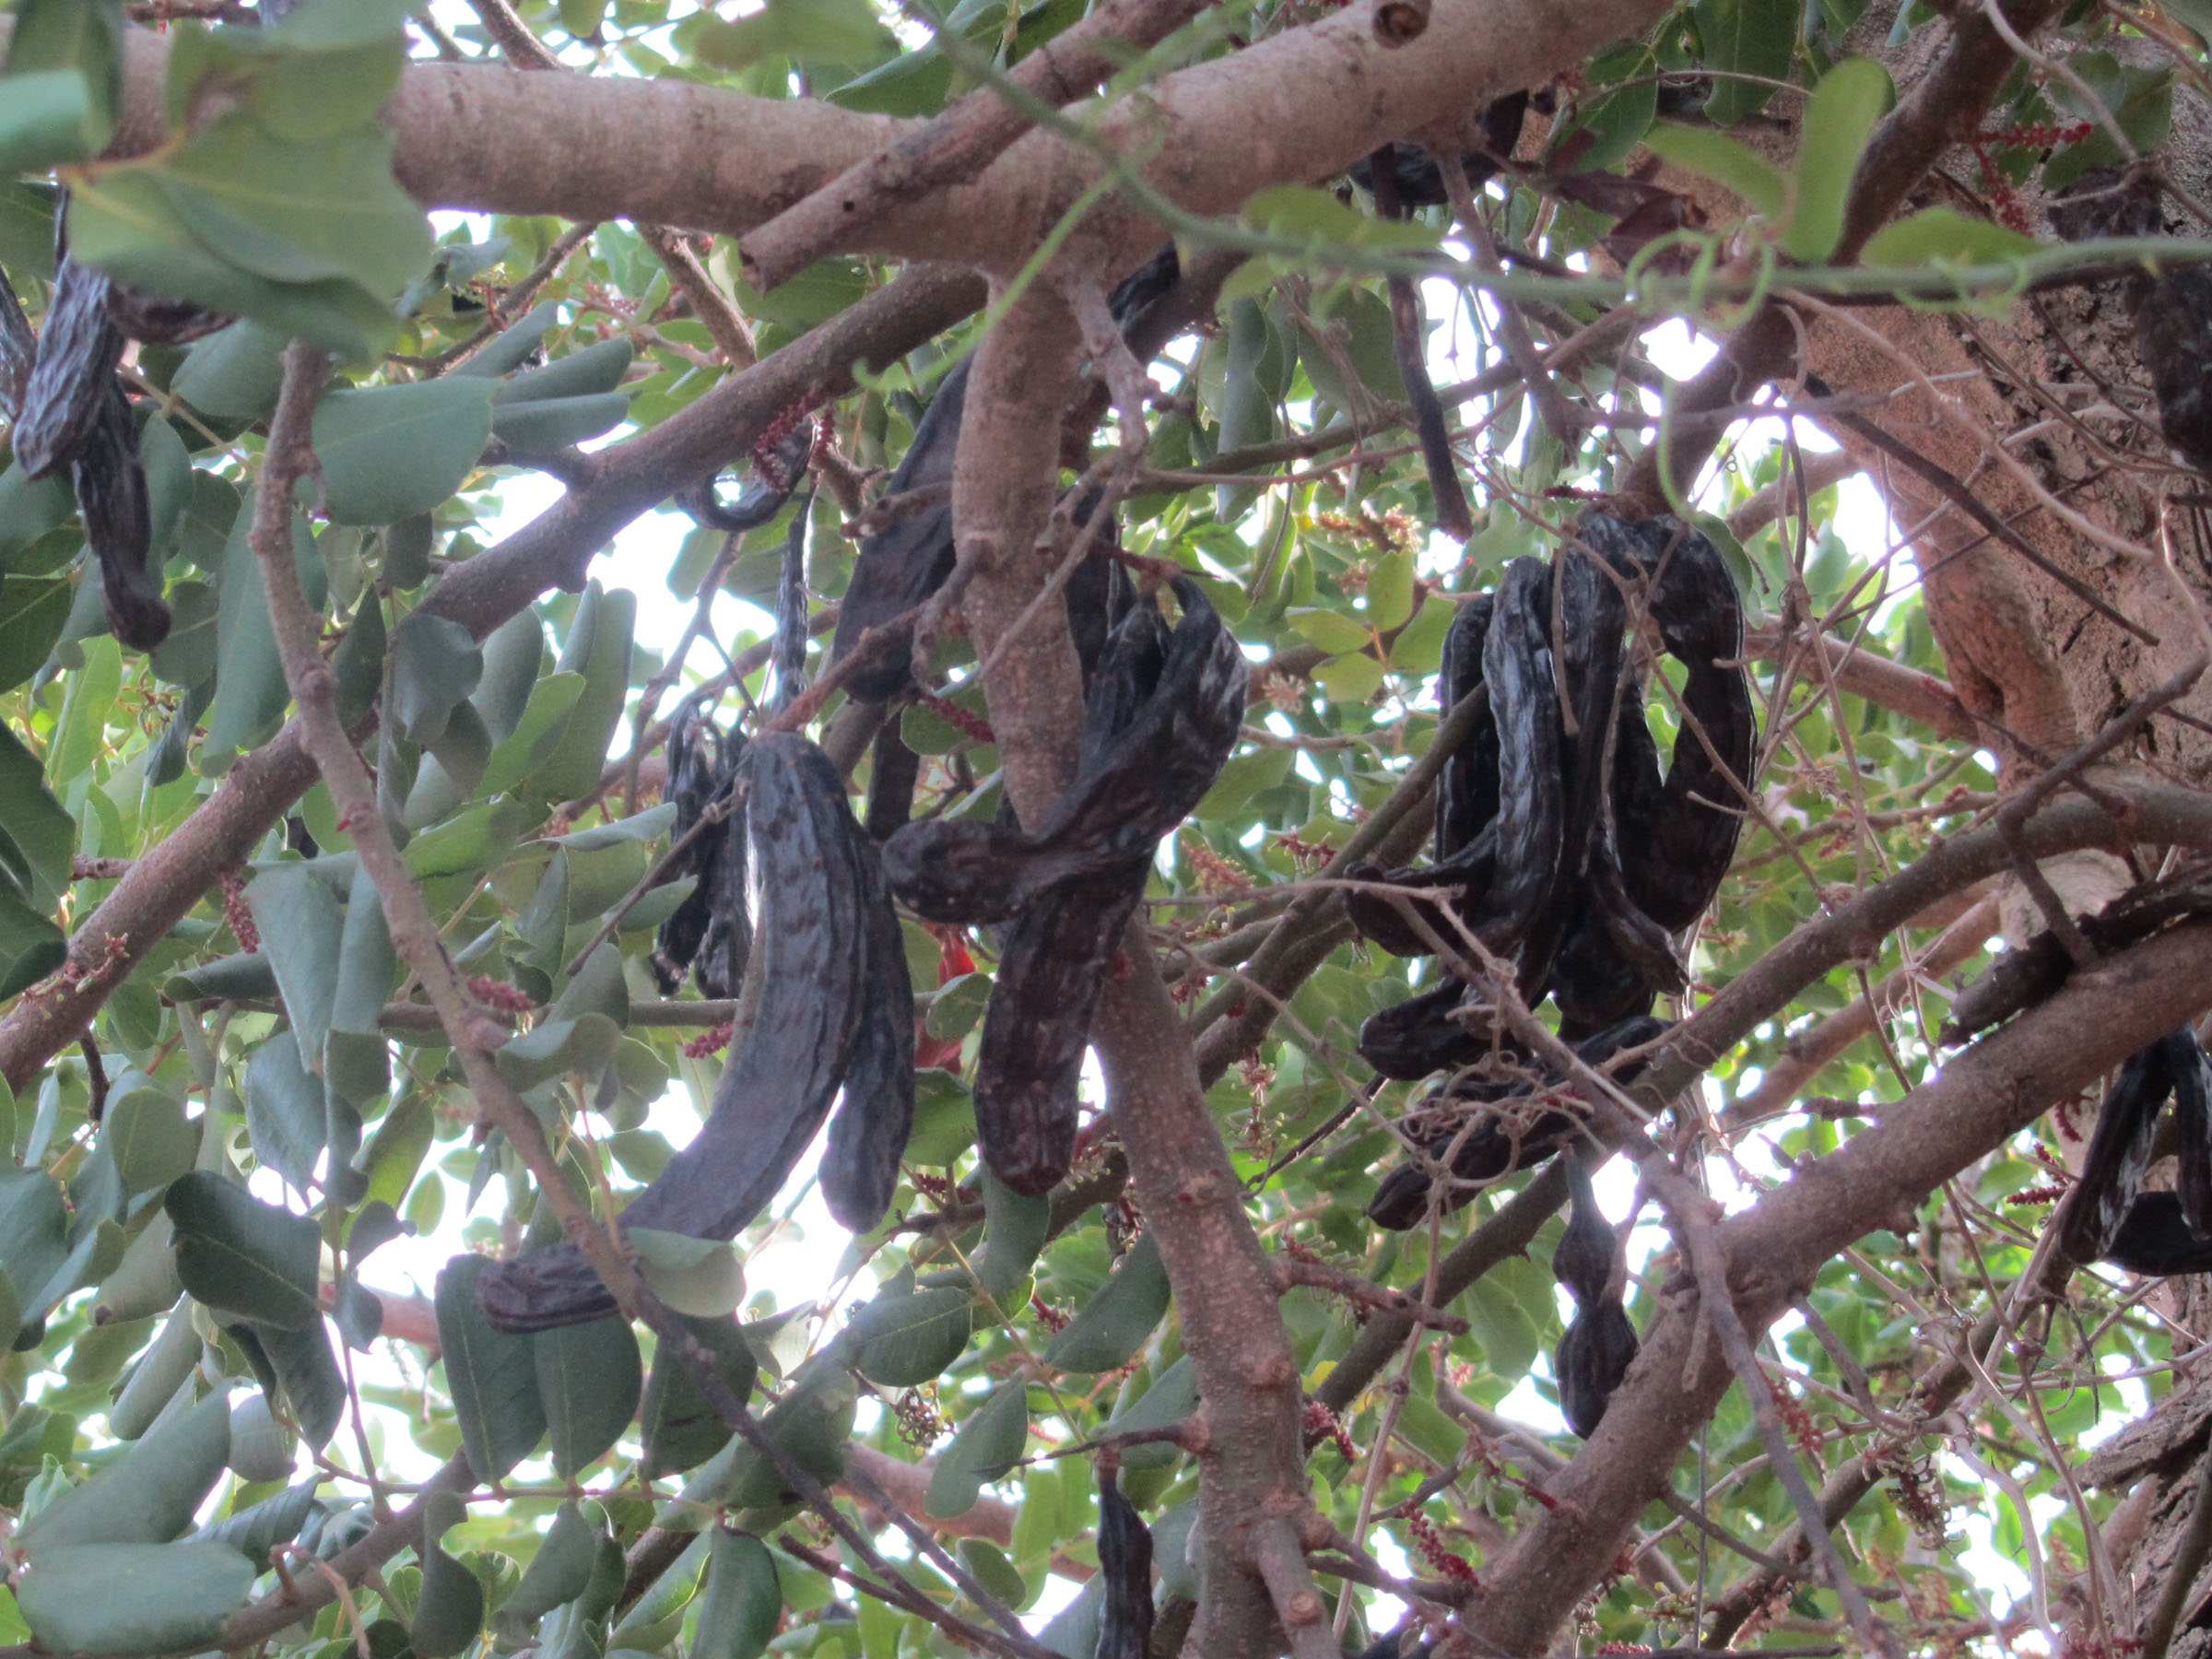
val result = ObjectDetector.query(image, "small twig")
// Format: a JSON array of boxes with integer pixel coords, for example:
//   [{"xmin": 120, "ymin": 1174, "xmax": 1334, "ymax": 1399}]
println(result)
[
  {"xmin": 1249, "ymin": 1516, "xmax": 1342, "ymax": 1659},
  {"xmin": 1276, "ymin": 1252, "xmax": 1468, "ymax": 1334}
]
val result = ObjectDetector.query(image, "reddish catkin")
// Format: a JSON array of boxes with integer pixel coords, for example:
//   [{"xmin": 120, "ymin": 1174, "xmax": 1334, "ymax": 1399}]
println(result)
[
  {"xmin": 220, "ymin": 870, "xmax": 259, "ymax": 954},
  {"xmin": 1405, "ymin": 1515, "xmax": 1481, "ymax": 1587},
  {"xmin": 466, "ymin": 975, "xmax": 536, "ymax": 1015},
  {"xmin": 914, "ymin": 688, "xmax": 994, "ymax": 746},
  {"xmin": 682, "ymin": 1022, "xmax": 734, "ymax": 1058}
]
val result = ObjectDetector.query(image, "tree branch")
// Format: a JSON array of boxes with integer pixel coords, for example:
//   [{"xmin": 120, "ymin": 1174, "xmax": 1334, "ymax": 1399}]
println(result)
[{"xmin": 1463, "ymin": 917, "xmax": 2212, "ymax": 1651}]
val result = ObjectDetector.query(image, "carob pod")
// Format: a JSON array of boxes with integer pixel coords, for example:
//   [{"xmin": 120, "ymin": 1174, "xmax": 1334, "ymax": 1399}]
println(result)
[
  {"xmin": 830, "ymin": 265, "xmax": 1180, "ymax": 703},
  {"xmin": 13, "ymin": 256, "xmax": 124, "ymax": 480},
  {"xmin": 2102, "ymin": 1193, "xmax": 2212, "ymax": 1277},
  {"xmin": 2053, "ymin": 1035, "xmax": 2188, "ymax": 1267},
  {"xmin": 880, "ymin": 579, "xmax": 1244, "ymax": 926},
  {"xmin": 477, "ymin": 734, "xmax": 875, "ymax": 1331},
  {"xmin": 104, "ymin": 285, "xmax": 227, "ymax": 347},
  {"xmin": 1357, "ymin": 980, "xmax": 1494, "ymax": 1081},
  {"xmin": 0, "ymin": 267, "xmax": 33, "ymax": 414},
  {"xmin": 882, "ymin": 581, "xmax": 1245, "ymax": 1195},
  {"xmin": 1550, "ymin": 1152, "xmax": 1613, "ymax": 1308},
  {"xmin": 74, "ymin": 379, "xmax": 170, "ymax": 650},
  {"xmin": 974, "ymin": 864, "xmax": 1147, "ymax": 1194},
  {"xmin": 678, "ymin": 416, "xmax": 815, "ymax": 535},
  {"xmin": 964, "ymin": 602, "xmax": 1175, "ymax": 1195},
  {"xmin": 1345, "ymin": 90, "xmax": 1528, "ymax": 207},
  {"xmin": 863, "ymin": 718, "xmax": 921, "ymax": 841},
  {"xmin": 1367, "ymin": 1016, "xmax": 1665, "ymax": 1230},
  {"xmin": 1574, "ymin": 513, "xmax": 1755, "ymax": 932},
  {"xmin": 1556, "ymin": 1298, "xmax": 1638, "ymax": 1439},
  {"xmin": 1470, "ymin": 557, "xmax": 1565, "ymax": 979},
  {"xmin": 771, "ymin": 494, "xmax": 811, "ymax": 713},
  {"xmin": 1434, "ymin": 594, "xmax": 1500, "ymax": 857},
  {"xmin": 1343, "ymin": 827, "xmax": 1498, "ymax": 959},
  {"xmin": 818, "ymin": 820, "xmax": 916, "ymax": 1231},
  {"xmin": 1550, "ymin": 1151, "xmax": 1638, "ymax": 1437},
  {"xmin": 1096, "ymin": 1471, "xmax": 1155, "ymax": 1659},
  {"xmin": 2176, "ymin": 1028, "xmax": 2212, "ymax": 1235},
  {"xmin": 651, "ymin": 703, "xmax": 749, "ymax": 998},
  {"xmin": 830, "ymin": 359, "xmax": 968, "ymax": 702}
]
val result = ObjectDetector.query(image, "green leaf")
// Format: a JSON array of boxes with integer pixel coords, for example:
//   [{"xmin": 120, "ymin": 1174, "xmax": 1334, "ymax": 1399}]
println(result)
[
  {"xmin": 694, "ymin": 0, "xmax": 897, "ymax": 69},
  {"xmin": 1100, "ymin": 1353, "xmax": 1197, "ymax": 1469},
  {"xmin": 924, "ymin": 1381, "xmax": 1028, "ymax": 1518},
  {"xmin": 1642, "ymin": 125, "xmax": 1786, "ymax": 219},
  {"xmin": 193, "ymin": 1478, "xmax": 320, "ymax": 1562},
  {"xmin": 1285, "ymin": 606, "xmax": 1372, "ymax": 655},
  {"xmin": 313, "ymin": 380, "xmax": 498, "ymax": 526},
  {"xmin": 226, "ymin": 1391, "xmax": 298, "ymax": 1483},
  {"xmin": 0, "ymin": 891, "xmax": 65, "ymax": 1002},
  {"xmin": 388, "ymin": 611, "xmax": 485, "ymax": 746},
  {"xmin": 535, "ymin": 1316, "xmax": 643, "ymax": 1477},
  {"xmin": 498, "ymin": 337, "xmax": 634, "ymax": 403},
  {"xmin": 65, "ymin": 170, "xmax": 405, "ymax": 360},
  {"xmin": 924, "ymin": 971, "xmax": 991, "ymax": 1042},
  {"xmin": 1782, "ymin": 59, "xmax": 1892, "ymax": 262},
  {"xmin": 244, "ymin": 1031, "xmax": 325, "ymax": 1196},
  {"xmin": 973, "ymin": 1170, "xmax": 1048, "ymax": 1302},
  {"xmin": 245, "ymin": 863, "xmax": 344, "ymax": 1059},
  {"xmin": 0, "ymin": 723, "xmax": 76, "ymax": 903},
  {"xmin": 629, "ymin": 1229, "xmax": 744, "ymax": 1319},
  {"xmin": 1859, "ymin": 206, "xmax": 2040, "ymax": 268},
  {"xmin": 434, "ymin": 1254, "xmax": 547, "ymax": 1484},
  {"xmin": 958, "ymin": 1539, "xmax": 1026, "ymax": 1610},
  {"xmin": 173, "ymin": 321, "xmax": 290, "ymax": 420},
  {"xmin": 1561, "ymin": 43, "xmax": 1656, "ymax": 173},
  {"xmin": 22, "ymin": 1386, "xmax": 232, "ymax": 1550},
  {"xmin": 843, "ymin": 1284, "xmax": 971, "ymax": 1387},
  {"xmin": 491, "ymin": 392, "xmax": 632, "ymax": 455},
  {"xmin": 16, "ymin": 1540, "xmax": 257, "ymax": 1654},
  {"xmin": 639, "ymin": 1313, "xmax": 758, "ymax": 1481},
  {"xmin": 0, "ymin": 578, "xmax": 71, "ymax": 695},
  {"xmin": 251, "ymin": 1312, "xmax": 346, "ymax": 1449},
  {"xmin": 151, "ymin": 112, "xmax": 429, "ymax": 295},
  {"xmin": 1, "ymin": 0, "xmax": 124, "ymax": 171},
  {"xmin": 528, "ymin": 582, "xmax": 635, "ymax": 802},
  {"xmin": 500, "ymin": 1500, "xmax": 603, "ymax": 1636},
  {"xmin": 1696, "ymin": 0, "xmax": 1798, "ymax": 125},
  {"xmin": 106, "ymin": 1301, "xmax": 200, "ymax": 1441},
  {"xmin": 165, "ymin": 1171, "xmax": 323, "ymax": 1330},
  {"xmin": 0, "ymin": 1171, "xmax": 67, "ymax": 1339},
  {"xmin": 162, "ymin": 951, "xmax": 280, "ymax": 1004},
  {"xmin": 101, "ymin": 1077, "xmax": 196, "ymax": 1195},
  {"xmin": 201, "ymin": 490, "xmax": 324, "ymax": 769},
  {"xmin": 1043, "ymin": 1233, "xmax": 1170, "ymax": 1374},
  {"xmin": 689, "ymin": 1530, "xmax": 781, "ymax": 1659},
  {"xmin": 51, "ymin": 633, "xmax": 119, "ymax": 782},
  {"xmin": 715, "ymin": 1359, "xmax": 854, "ymax": 1510},
  {"xmin": 411, "ymin": 1491, "xmax": 487, "ymax": 1659},
  {"xmin": 495, "ymin": 1012, "xmax": 623, "ymax": 1092}
]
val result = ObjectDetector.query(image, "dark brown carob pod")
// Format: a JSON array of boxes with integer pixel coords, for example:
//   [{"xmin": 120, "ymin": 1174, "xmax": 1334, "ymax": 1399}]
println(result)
[
  {"xmin": 651, "ymin": 703, "xmax": 748, "ymax": 999},
  {"xmin": 1096, "ymin": 1470, "xmax": 1155, "ymax": 1659},
  {"xmin": 0, "ymin": 267, "xmax": 34, "ymax": 414},
  {"xmin": 1551, "ymin": 1152, "xmax": 1613, "ymax": 1309},
  {"xmin": 13, "ymin": 257, "xmax": 124, "ymax": 481},
  {"xmin": 1366, "ymin": 1016, "xmax": 1665, "ymax": 1230},
  {"xmin": 830, "ymin": 359, "xmax": 966, "ymax": 702},
  {"xmin": 1572, "ymin": 513, "xmax": 1755, "ymax": 932},
  {"xmin": 1357, "ymin": 979, "xmax": 1492, "ymax": 1081},
  {"xmin": 1556, "ymin": 1298, "xmax": 1637, "ymax": 1439},
  {"xmin": 677, "ymin": 414, "xmax": 814, "ymax": 535},
  {"xmin": 72, "ymin": 380, "xmax": 170, "ymax": 651},
  {"xmin": 818, "ymin": 820, "xmax": 916, "ymax": 1231},
  {"xmin": 882, "ymin": 578, "xmax": 1245, "ymax": 1195},
  {"xmin": 2102, "ymin": 1193, "xmax": 2212, "ymax": 1277},
  {"xmin": 880, "ymin": 581, "xmax": 1243, "ymax": 926},
  {"xmin": 477, "ymin": 734, "xmax": 874, "ymax": 1331},
  {"xmin": 2053, "ymin": 1037, "xmax": 2182, "ymax": 1267}
]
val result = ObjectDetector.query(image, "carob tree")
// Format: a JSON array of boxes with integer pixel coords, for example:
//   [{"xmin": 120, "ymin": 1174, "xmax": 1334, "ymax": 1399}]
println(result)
[{"xmin": 8, "ymin": 3, "xmax": 2212, "ymax": 1659}]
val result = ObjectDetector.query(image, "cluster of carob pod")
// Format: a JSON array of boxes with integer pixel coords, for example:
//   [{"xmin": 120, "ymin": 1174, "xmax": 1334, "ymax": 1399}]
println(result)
[
  {"xmin": 1350, "ymin": 515, "xmax": 1755, "ymax": 1433},
  {"xmin": 0, "ymin": 222, "xmax": 228, "ymax": 652},
  {"xmin": 483, "ymin": 580, "xmax": 1242, "ymax": 1330}
]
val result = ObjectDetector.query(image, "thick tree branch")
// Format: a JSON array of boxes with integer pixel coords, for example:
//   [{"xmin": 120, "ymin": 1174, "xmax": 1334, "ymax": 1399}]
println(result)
[
  {"xmin": 742, "ymin": 0, "xmax": 1215, "ymax": 291},
  {"xmin": 1464, "ymin": 918, "xmax": 2212, "ymax": 1651}
]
